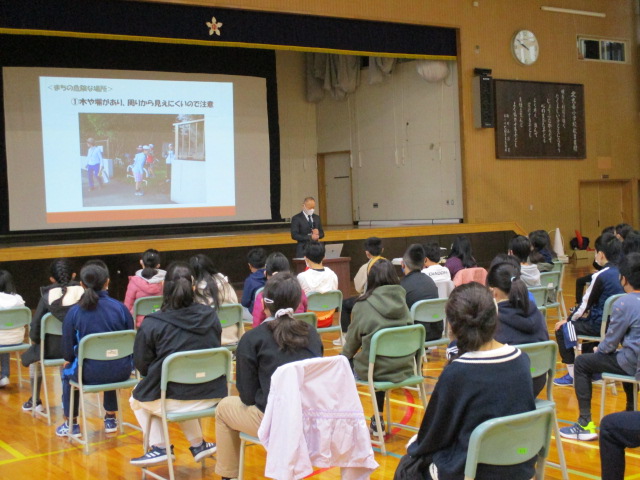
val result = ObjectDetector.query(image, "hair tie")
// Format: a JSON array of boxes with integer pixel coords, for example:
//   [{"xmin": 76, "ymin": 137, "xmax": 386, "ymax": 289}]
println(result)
[
  {"xmin": 274, "ymin": 308, "xmax": 294, "ymax": 318},
  {"xmin": 263, "ymin": 297, "xmax": 274, "ymax": 304},
  {"xmin": 510, "ymin": 276, "xmax": 516, "ymax": 283}
]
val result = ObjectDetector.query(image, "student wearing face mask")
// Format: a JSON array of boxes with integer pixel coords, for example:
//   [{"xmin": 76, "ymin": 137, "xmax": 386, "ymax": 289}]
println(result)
[
  {"xmin": 290, "ymin": 197, "xmax": 324, "ymax": 259},
  {"xmin": 553, "ymin": 233, "xmax": 625, "ymax": 387}
]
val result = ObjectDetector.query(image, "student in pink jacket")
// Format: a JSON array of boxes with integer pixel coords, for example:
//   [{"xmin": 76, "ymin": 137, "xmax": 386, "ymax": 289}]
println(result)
[{"xmin": 124, "ymin": 249, "xmax": 166, "ymax": 327}]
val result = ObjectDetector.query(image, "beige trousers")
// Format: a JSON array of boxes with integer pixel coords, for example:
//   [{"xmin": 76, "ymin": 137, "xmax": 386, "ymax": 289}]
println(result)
[{"xmin": 214, "ymin": 396, "xmax": 264, "ymax": 478}]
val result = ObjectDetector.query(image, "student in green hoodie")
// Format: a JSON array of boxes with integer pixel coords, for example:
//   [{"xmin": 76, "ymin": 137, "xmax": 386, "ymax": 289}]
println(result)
[{"xmin": 341, "ymin": 259, "xmax": 413, "ymax": 435}]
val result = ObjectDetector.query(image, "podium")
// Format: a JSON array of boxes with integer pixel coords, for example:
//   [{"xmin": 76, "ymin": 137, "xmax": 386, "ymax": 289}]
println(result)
[{"xmin": 293, "ymin": 257, "xmax": 352, "ymax": 299}]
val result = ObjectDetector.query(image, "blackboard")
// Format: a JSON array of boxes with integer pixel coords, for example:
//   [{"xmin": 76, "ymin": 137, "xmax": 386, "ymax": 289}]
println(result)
[{"xmin": 494, "ymin": 80, "xmax": 586, "ymax": 159}]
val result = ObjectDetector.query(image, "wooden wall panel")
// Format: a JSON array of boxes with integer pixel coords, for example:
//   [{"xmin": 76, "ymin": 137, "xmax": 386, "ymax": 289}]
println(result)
[{"xmin": 136, "ymin": 0, "xmax": 640, "ymax": 235}]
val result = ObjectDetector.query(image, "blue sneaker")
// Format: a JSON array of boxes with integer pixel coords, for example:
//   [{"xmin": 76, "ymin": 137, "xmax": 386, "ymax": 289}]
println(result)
[
  {"xmin": 104, "ymin": 416, "xmax": 118, "ymax": 434},
  {"xmin": 553, "ymin": 372, "xmax": 574, "ymax": 386},
  {"xmin": 559, "ymin": 421, "xmax": 598, "ymax": 441},
  {"xmin": 56, "ymin": 420, "xmax": 81, "ymax": 437}
]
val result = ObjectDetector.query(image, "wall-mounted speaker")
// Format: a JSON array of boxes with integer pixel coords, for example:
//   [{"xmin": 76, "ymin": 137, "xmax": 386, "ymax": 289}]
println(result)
[{"xmin": 473, "ymin": 74, "xmax": 494, "ymax": 128}]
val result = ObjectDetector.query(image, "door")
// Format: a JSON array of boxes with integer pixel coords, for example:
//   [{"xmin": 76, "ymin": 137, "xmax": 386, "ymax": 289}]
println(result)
[
  {"xmin": 579, "ymin": 180, "xmax": 632, "ymax": 241},
  {"xmin": 323, "ymin": 152, "xmax": 353, "ymax": 225}
]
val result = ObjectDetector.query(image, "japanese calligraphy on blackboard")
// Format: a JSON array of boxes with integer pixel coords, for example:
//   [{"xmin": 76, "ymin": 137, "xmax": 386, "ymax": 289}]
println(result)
[{"xmin": 494, "ymin": 80, "xmax": 585, "ymax": 159}]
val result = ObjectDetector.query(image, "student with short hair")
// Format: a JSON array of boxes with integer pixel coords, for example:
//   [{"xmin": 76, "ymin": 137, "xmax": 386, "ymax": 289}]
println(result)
[
  {"xmin": 0, "ymin": 270, "xmax": 26, "ymax": 388},
  {"xmin": 400, "ymin": 244, "xmax": 439, "ymax": 340},
  {"xmin": 554, "ymin": 233, "xmax": 625, "ymax": 386},
  {"xmin": 399, "ymin": 283, "xmax": 536, "ymax": 480},
  {"xmin": 297, "ymin": 241, "xmax": 338, "ymax": 328},
  {"xmin": 240, "ymin": 248, "xmax": 267, "ymax": 322},
  {"xmin": 57, "ymin": 262, "xmax": 134, "ymax": 437},
  {"xmin": 124, "ymin": 249, "xmax": 166, "ymax": 328},
  {"xmin": 559, "ymin": 252, "xmax": 640, "ymax": 441},
  {"xmin": 215, "ymin": 273, "xmax": 323, "ymax": 480},
  {"xmin": 622, "ymin": 230, "xmax": 640, "ymax": 255},
  {"xmin": 421, "ymin": 242, "xmax": 451, "ymax": 283},
  {"xmin": 508, "ymin": 235, "xmax": 541, "ymax": 287},
  {"xmin": 129, "ymin": 262, "xmax": 224, "ymax": 466}
]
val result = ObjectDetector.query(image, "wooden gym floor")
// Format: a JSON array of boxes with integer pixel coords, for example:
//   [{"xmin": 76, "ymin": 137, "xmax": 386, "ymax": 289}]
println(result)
[{"xmin": 0, "ymin": 258, "xmax": 638, "ymax": 479}]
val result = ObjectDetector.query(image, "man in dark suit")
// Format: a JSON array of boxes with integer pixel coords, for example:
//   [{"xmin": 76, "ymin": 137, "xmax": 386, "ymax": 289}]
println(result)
[{"xmin": 291, "ymin": 196, "xmax": 324, "ymax": 258}]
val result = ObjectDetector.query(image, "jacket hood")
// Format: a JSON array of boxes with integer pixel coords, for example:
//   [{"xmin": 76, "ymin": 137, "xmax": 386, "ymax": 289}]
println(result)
[
  {"xmin": 145, "ymin": 302, "xmax": 218, "ymax": 335},
  {"xmin": 497, "ymin": 301, "xmax": 539, "ymax": 334},
  {"xmin": 0, "ymin": 292, "xmax": 24, "ymax": 309},
  {"xmin": 135, "ymin": 269, "xmax": 166, "ymax": 284},
  {"xmin": 129, "ymin": 275, "xmax": 165, "ymax": 296},
  {"xmin": 300, "ymin": 268, "xmax": 335, "ymax": 292},
  {"xmin": 365, "ymin": 284, "xmax": 409, "ymax": 319}
]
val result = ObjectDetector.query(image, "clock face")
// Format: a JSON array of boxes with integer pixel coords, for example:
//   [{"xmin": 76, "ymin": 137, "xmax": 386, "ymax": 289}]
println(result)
[{"xmin": 512, "ymin": 30, "xmax": 539, "ymax": 65}]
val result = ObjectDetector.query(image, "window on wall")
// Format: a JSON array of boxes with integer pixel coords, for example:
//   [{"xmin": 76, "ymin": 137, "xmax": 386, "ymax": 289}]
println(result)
[{"xmin": 577, "ymin": 36, "xmax": 627, "ymax": 63}]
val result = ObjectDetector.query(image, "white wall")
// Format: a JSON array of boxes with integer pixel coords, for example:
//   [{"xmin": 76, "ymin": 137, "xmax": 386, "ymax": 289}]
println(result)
[
  {"xmin": 316, "ymin": 61, "xmax": 463, "ymax": 222},
  {"xmin": 275, "ymin": 51, "xmax": 318, "ymax": 220}
]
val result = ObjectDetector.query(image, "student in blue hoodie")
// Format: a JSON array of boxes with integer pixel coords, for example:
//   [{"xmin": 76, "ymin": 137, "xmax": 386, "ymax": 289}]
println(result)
[
  {"xmin": 57, "ymin": 260, "xmax": 134, "ymax": 438},
  {"xmin": 240, "ymin": 248, "xmax": 267, "ymax": 322}
]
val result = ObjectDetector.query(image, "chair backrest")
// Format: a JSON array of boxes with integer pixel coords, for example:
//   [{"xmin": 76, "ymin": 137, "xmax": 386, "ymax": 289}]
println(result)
[
  {"xmin": 539, "ymin": 271, "xmax": 561, "ymax": 292},
  {"xmin": 293, "ymin": 312, "xmax": 318, "ymax": 329},
  {"xmin": 368, "ymin": 324, "xmax": 426, "ymax": 364},
  {"xmin": 40, "ymin": 312, "xmax": 63, "ymax": 337},
  {"xmin": 160, "ymin": 348, "xmax": 232, "ymax": 392},
  {"xmin": 410, "ymin": 298, "xmax": 447, "ymax": 324},
  {"xmin": 551, "ymin": 261, "xmax": 563, "ymax": 273},
  {"xmin": 306, "ymin": 290, "xmax": 343, "ymax": 312},
  {"xmin": 77, "ymin": 330, "xmax": 136, "ymax": 367},
  {"xmin": 513, "ymin": 341, "xmax": 557, "ymax": 401},
  {"xmin": 133, "ymin": 295, "xmax": 163, "ymax": 317},
  {"xmin": 0, "ymin": 306, "xmax": 31, "ymax": 330},
  {"xmin": 217, "ymin": 303, "xmax": 243, "ymax": 329},
  {"xmin": 436, "ymin": 280, "xmax": 455, "ymax": 299},
  {"xmin": 464, "ymin": 407, "xmax": 555, "ymax": 479},
  {"xmin": 527, "ymin": 286, "xmax": 548, "ymax": 307},
  {"xmin": 600, "ymin": 293, "xmax": 625, "ymax": 338}
]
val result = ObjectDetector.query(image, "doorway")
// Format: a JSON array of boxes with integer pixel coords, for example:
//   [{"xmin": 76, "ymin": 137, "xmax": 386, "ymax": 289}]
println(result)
[
  {"xmin": 317, "ymin": 152, "xmax": 353, "ymax": 226},
  {"xmin": 579, "ymin": 180, "xmax": 633, "ymax": 240}
]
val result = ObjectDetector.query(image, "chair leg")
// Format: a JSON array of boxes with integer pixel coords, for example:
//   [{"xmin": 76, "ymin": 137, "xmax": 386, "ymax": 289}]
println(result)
[
  {"xmin": 546, "ymin": 411, "xmax": 569, "ymax": 480},
  {"xmin": 384, "ymin": 391, "xmax": 391, "ymax": 434},
  {"xmin": 31, "ymin": 364, "xmax": 39, "ymax": 420},
  {"xmin": 161, "ymin": 414, "xmax": 175, "ymax": 480},
  {"xmin": 80, "ymin": 389, "xmax": 90, "ymax": 454},
  {"xmin": 238, "ymin": 437, "xmax": 246, "ymax": 480},
  {"xmin": 15, "ymin": 353, "xmax": 22, "ymax": 384},
  {"xmin": 369, "ymin": 384, "xmax": 386, "ymax": 455},
  {"xmin": 600, "ymin": 378, "xmax": 607, "ymax": 422},
  {"xmin": 115, "ymin": 390, "xmax": 125, "ymax": 434}
]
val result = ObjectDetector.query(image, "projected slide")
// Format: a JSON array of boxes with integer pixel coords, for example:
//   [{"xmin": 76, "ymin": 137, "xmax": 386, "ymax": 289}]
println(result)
[
  {"xmin": 3, "ymin": 67, "xmax": 271, "ymax": 231},
  {"xmin": 39, "ymin": 76, "xmax": 234, "ymax": 223}
]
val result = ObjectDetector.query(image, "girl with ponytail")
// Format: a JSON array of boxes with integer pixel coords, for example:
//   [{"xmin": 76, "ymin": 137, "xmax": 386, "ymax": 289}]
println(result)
[
  {"xmin": 214, "ymin": 272, "xmax": 323, "ymax": 480},
  {"xmin": 124, "ymin": 249, "xmax": 166, "ymax": 328},
  {"xmin": 130, "ymin": 262, "xmax": 224, "ymax": 466},
  {"xmin": 398, "ymin": 282, "xmax": 537, "ymax": 480},
  {"xmin": 21, "ymin": 258, "xmax": 84, "ymax": 413},
  {"xmin": 57, "ymin": 261, "xmax": 134, "ymax": 438}
]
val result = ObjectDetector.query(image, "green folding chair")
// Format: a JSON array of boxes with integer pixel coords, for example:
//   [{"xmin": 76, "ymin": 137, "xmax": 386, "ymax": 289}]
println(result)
[
  {"xmin": 133, "ymin": 295, "xmax": 163, "ymax": 328},
  {"xmin": 217, "ymin": 303, "xmax": 244, "ymax": 352},
  {"xmin": 600, "ymin": 356, "xmax": 640, "ymax": 421},
  {"xmin": 527, "ymin": 286, "xmax": 548, "ymax": 320},
  {"xmin": 307, "ymin": 290, "xmax": 343, "ymax": 335},
  {"xmin": 356, "ymin": 324, "xmax": 427, "ymax": 455},
  {"xmin": 410, "ymin": 298, "xmax": 448, "ymax": 349},
  {"xmin": 140, "ymin": 348, "xmax": 232, "ymax": 480},
  {"xmin": 68, "ymin": 330, "xmax": 140, "ymax": 454},
  {"xmin": 33, "ymin": 313, "xmax": 65, "ymax": 424},
  {"xmin": 0, "ymin": 306, "xmax": 31, "ymax": 385},
  {"xmin": 577, "ymin": 293, "xmax": 624, "ymax": 344},
  {"xmin": 293, "ymin": 312, "xmax": 318, "ymax": 329},
  {"xmin": 539, "ymin": 271, "xmax": 566, "ymax": 321},
  {"xmin": 464, "ymin": 407, "xmax": 555, "ymax": 480},
  {"xmin": 515, "ymin": 341, "xmax": 568, "ymax": 480}
]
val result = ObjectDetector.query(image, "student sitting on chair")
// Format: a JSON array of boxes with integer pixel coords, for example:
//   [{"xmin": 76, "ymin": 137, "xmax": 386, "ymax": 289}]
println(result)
[
  {"xmin": 508, "ymin": 235, "xmax": 541, "ymax": 287},
  {"xmin": 297, "ymin": 241, "xmax": 338, "ymax": 328},
  {"xmin": 0, "ymin": 270, "xmax": 26, "ymax": 388},
  {"xmin": 444, "ymin": 235, "xmax": 476, "ymax": 280},
  {"xmin": 57, "ymin": 261, "xmax": 134, "ymax": 438},
  {"xmin": 421, "ymin": 242, "xmax": 451, "ymax": 283},
  {"xmin": 554, "ymin": 233, "xmax": 624, "ymax": 387},
  {"xmin": 124, "ymin": 249, "xmax": 166, "ymax": 328},
  {"xmin": 529, "ymin": 229, "xmax": 556, "ymax": 271},
  {"xmin": 559, "ymin": 252, "xmax": 640, "ymax": 441},
  {"xmin": 252, "ymin": 252, "xmax": 307, "ymax": 328},
  {"xmin": 341, "ymin": 259, "xmax": 413, "ymax": 435},
  {"xmin": 240, "ymin": 248, "xmax": 267, "ymax": 323},
  {"xmin": 190, "ymin": 253, "xmax": 238, "ymax": 308},
  {"xmin": 400, "ymin": 244, "xmax": 439, "ymax": 340},
  {"xmin": 398, "ymin": 282, "xmax": 536, "ymax": 480},
  {"xmin": 214, "ymin": 273, "xmax": 323, "ymax": 480},
  {"xmin": 129, "ymin": 262, "xmax": 224, "ymax": 466}
]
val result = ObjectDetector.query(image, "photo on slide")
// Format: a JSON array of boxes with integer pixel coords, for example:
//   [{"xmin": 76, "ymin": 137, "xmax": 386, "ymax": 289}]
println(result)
[{"xmin": 78, "ymin": 113, "xmax": 205, "ymax": 208}]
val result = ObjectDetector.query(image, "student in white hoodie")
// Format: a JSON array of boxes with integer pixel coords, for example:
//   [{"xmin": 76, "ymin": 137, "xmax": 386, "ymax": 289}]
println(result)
[
  {"xmin": 508, "ymin": 235, "xmax": 541, "ymax": 287},
  {"xmin": 297, "ymin": 241, "xmax": 338, "ymax": 328},
  {"xmin": 0, "ymin": 270, "xmax": 26, "ymax": 387}
]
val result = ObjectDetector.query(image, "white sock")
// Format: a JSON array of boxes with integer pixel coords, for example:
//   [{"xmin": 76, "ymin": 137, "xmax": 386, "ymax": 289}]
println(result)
[{"xmin": 567, "ymin": 364, "xmax": 574, "ymax": 378}]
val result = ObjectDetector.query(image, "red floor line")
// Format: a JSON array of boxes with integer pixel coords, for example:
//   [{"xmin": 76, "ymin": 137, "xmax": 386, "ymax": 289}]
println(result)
[{"xmin": 389, "ymin": 388, "xmax": 416, "ymax": 437}]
